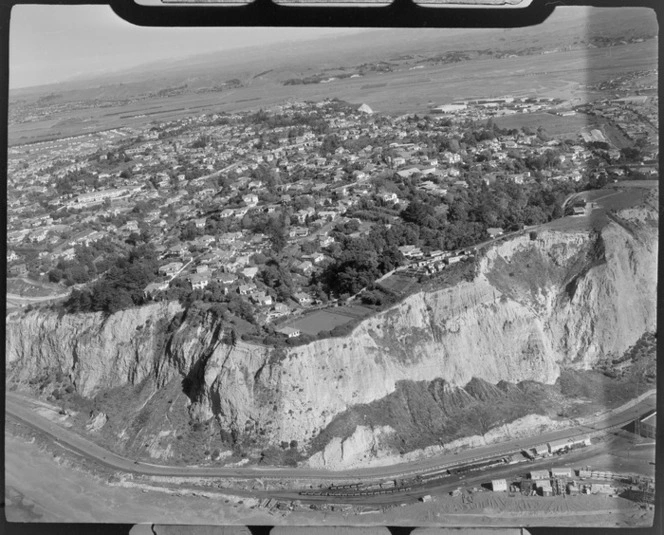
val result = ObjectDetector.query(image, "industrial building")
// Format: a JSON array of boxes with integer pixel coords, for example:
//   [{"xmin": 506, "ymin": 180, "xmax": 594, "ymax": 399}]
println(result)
[
  {"xmin": 636, "ymin": 412, "xmax": 656, "ymax": 439},
  {"xmin": 551, "ymin": 467, "xmax": 573, "ymax": 478},
  {"xmin": 530, "ymin": 470, "xmax": 550, "ymax": 480},
  {"xmin": 547, "ymin": 437, "xmax": 591, "ymax": 454},
  {"xmin": 531, "ymin": 444, "xmax": 549, "ymax": 457},
  {"xmin": 491, "ymin": 479, "xmax": 508, "ymax": 492},
  {"xmin": 591, "ymin": 483, "xmax": 615, "ymax": 495},
  {"xmin": 537, "ymin": 480, "xmax": 553, "ymax": 496},
  {"xmin": 431, "ymin": 103, "xmax": 467, "ymax": 114}
]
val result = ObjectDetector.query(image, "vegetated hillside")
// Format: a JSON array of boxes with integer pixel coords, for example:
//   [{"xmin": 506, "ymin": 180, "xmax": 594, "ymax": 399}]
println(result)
[
  {"xmin": 9, "ymin": 7, "xmax": 657, "ymax": 104},
  {"xmin": 6, "ymin": 194, "xmax": 657, "ymax": 467}
]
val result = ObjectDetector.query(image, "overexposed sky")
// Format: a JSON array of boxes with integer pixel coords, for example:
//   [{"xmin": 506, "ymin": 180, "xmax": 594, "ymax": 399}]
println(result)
[{"xmin": 9, "ymin": 5, "xmax": 362, "ymax": 88}]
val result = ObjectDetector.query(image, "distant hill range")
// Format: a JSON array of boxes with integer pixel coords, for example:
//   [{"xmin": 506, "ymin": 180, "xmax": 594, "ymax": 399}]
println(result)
[{"xmin": 9, "ymin": 7, "xmax": 657, "ymax": 105}]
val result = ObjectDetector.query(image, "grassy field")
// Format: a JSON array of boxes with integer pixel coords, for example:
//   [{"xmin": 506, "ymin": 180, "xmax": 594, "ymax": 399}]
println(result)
[
  {"xmin": 494, "ymin": 112, "xmax": 598, "ymax": 138},
  {"xmin": 284, "ymin": 304, "xmax": 373, "ymax": 336},
  {"xmin": 377, "ymin": 273, "xmax": 420, "ymax": 295},
  {"xmin": 543, "ymin": 186, "xmax": 653, "ymax": 232},
  {"xmin": 6, "ymin": 277, "xmax": 64, "ymax": 297}
]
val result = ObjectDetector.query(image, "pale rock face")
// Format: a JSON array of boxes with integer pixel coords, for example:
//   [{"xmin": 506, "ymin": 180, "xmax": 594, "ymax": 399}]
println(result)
[
  {"xmin": 196, "ymin": 215, "xmax": 656, "ymax": 448},
  {"xmin": 5, "ymin": 204, "xmax": 657, "ymax": 461},
  {"xmin": 85, "ymin": 411, "xmax": 108, "ymax": 433},
  {"xmin": 6, "ymin": 302, "xmax": 183, "ymax": 397},
  {"xmin": 307, "ymin": 425, "xmax": 396, "ymax": 470},
  {"xmin": 305, "ymin": 413, "xmax": 573, "ymax": 470}
]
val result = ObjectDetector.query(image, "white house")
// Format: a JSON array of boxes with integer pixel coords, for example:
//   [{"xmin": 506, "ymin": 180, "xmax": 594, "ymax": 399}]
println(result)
[
  {"xmin": 243, "ymin": 193, "xmax": 259, "ymax": 206},
  {"xmin": 487, "ymin": 227, "xmax": 504, "ymax": 239},
  {"xmin": 277, "ymin": 326, "xmax": 301, "ymax": 338},
  {"xmin": 189, "ymin": 273, "xmax": 210, "ymax": 290},
  {"xmin": 242, "ymin": 266, "xmax": 259, "ymax": 279},
  {"xmin": 293, "ymin": 292, "xmax": 313, "ymax": 306},
  {"xmin": 159, "ymin": 262, "xmax": 183, "ymax": 276}
]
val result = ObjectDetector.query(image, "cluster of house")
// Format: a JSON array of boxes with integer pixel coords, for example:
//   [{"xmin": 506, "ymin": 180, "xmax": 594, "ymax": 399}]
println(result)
[
  {"xmin": 7, "ymin": 88, "xmax": 657, "ymax": 321},
  {"xmin": 586, "ymin": 98, "xmax": 657, "ymax": 142}
]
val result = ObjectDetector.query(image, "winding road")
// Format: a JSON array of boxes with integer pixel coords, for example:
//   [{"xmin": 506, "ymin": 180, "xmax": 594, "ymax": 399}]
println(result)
[{"xmin": 5, "ymin": 390, "xmax": 656, "ymax": 485}]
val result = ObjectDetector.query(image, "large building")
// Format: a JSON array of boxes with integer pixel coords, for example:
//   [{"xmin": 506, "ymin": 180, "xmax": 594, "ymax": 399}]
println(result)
[
  {"xmin": 491, "ymin": 479, "xmax": 508, "ymax": 492},
  {"xmin": 74, "ymin": 188, "xmax": 128, "ymax": 206},
  {"xmin": 530, "ymin": 470, "xmax": 550, "ymax": 480},
  {"xmin": 636, "ymin": 412, "xmax": 656, "ymax": 439},
  {"xmin": 432, "ymin": 103, "xmax": 467, "ymax": 114},
  {"xmin": 551, "ymin": 467, "xmax": 573, "ymax": 478},
  {"xmin": 277, "ymin": 326, "xmax": 301, "ymax": 338}
]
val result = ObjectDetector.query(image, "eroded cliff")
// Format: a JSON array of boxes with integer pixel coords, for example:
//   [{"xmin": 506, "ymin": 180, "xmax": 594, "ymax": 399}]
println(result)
[{"xmin": 6, "ymin": 198, "xmax": 657, "ymax": 466}]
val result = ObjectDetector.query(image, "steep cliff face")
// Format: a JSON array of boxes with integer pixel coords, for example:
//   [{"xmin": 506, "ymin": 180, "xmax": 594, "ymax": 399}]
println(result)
[
  {"xmin": 6, "ymin": 302, "xmax": 183, "ymax": 397},
  {"xmin": 5, "ymin": 201, "xmax": 657, "ymax": 463}
]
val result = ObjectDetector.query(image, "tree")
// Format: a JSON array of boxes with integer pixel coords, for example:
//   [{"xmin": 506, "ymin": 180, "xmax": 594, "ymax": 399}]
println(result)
[
  {"xmin": 620, "ymin": 147, "xmax": 641, "ymax": 162},
  {"xmin": 180, "ymin": 221, "xmax": 199, "ymax": 241},
  {"xmin": 259, "ymin": 259, "xmax": 294, "ymax": 301},
  {"xmin": 400, "ymin": 201, "xmax": 437, "ymax": 227},
  {"xmin": 265, "ymin": 219, "xmax": 287, "ymax": 253},
  {"xmin": 48, "ymin": 268, "xmax": 64, "ymax": 283}
]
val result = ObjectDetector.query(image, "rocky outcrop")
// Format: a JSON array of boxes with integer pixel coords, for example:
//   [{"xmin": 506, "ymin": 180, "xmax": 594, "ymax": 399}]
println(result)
[
  {"xmin": 5, "ymin": 202, "xmax": 657, "ymax": 463},
  {"xmin": 85, "ymin": 411, "xmax": 108, "ymax": 433},
  {"xmin": 307, "ymin": 413, "xmax": 573, "ymax": 470},
  {"xmin": 308, "ymin": 425, "xmax": 395, "ymax": 469}
]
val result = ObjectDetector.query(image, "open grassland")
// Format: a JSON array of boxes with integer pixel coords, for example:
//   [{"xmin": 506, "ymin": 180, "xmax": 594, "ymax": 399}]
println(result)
[
  {"xmin": 494, "ymin": 112, "xmax": 599, "ymax": 137},
  {"xmin": 285, "ymin": 305, "xmax": 374, "ymax": 336},
  {"xmin": 6, "ymin": 277, "xmax": 65, "ymax": 297},
  {"xmin": 543, "ymin": 186, "xmax": 654, "ymax": 232},
  {"xmin": 8, "ymin": 39, "xmax": 657, "ymax": 146}
]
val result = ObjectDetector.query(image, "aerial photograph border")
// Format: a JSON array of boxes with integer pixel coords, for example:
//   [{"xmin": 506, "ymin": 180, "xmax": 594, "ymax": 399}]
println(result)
[{"xmin": 3, "ymin": 0, "xmax": 661, "ymax": 533}]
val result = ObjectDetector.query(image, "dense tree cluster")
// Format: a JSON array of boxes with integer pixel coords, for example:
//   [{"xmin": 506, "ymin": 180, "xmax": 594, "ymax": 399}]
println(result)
[
  {"xmin": 258, "ymin": 258, "xmax": 295, "ymax": 301},
  {"xmin": 242, "ymin": 109, "xmax": 335, "ymax": 135},
  {"xmin": 315, "ymin": 173, "xmax": 578, "ymax": 299},
  {"xmin": 64, "ymin": 244, "xmax": 160, "ymax": 314},
  {"xmin": 48, "ymin": 238, "xmax": 118, "ymax": 286},
  {"xmin": 316, "ymin": 226, "xmax": 407, "ymax": 297}
]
